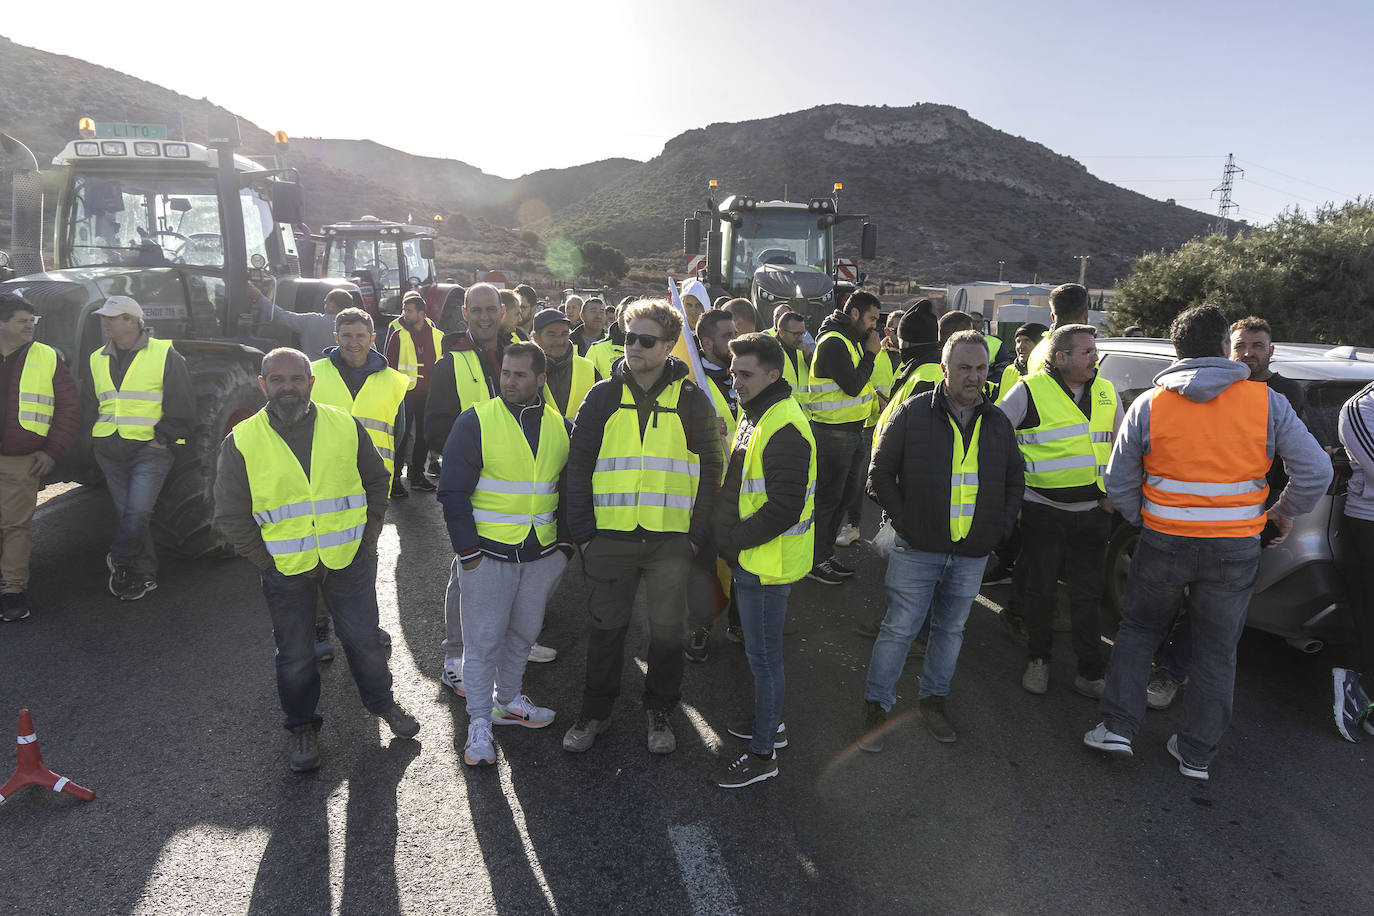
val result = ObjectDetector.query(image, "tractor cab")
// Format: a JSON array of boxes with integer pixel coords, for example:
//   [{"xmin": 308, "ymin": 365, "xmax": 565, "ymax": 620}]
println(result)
[{"xmin": 319, "ymin": 218, "xmax": 462, "ymax": 328}]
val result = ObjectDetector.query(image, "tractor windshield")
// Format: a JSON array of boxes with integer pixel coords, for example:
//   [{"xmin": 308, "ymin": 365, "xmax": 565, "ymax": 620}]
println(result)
[
  {"xmin": 726, "ymin": 210, "xmax": 831, "ymax": 286},
  {"xmin": 325, "ymin": 237, "xmax": 402, "ymax": 304},
  {"xmin": 66, "ymin": 174, "xmax": 224, "ymax": 268},
  {"xmin": 401, "ymin": 237, "xmax": 433, "ymax": 285}
]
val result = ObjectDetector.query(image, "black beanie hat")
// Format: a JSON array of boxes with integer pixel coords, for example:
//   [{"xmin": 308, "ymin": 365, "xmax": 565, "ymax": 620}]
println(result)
[{"xmin": 898, "ymin": 299, "xmax": 939, "ymax": 344}]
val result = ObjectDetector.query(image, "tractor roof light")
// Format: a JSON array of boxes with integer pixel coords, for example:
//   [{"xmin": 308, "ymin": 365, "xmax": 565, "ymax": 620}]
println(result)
[
  {"xmin": 163, "ymin": 143, "xmax": 190, "ymax": 158},
  {"xmin": 833, "ymin": 182, "xmax": 843, "ymax": 192},
  {"xmin": 709, "ymin": 178, "xmax": 719, "ymax": 188},
  {"xmin": 74, "ymin": 141, "xmax": 99, "ymax": 157},
  {"xmin": 133, "ymin": 142, "xmax": 160, "ymax": 157},
  {"xmin": 99, "ymin": 141, "xmax": 127, "ymax": 157}
]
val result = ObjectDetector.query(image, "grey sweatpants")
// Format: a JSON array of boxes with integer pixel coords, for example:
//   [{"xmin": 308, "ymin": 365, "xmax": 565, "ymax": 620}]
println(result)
[
  {"xmin": 442, "ymin": 555, "xmax": 463, "ymax": 662},
  {"xmin": 460, "ymin": 551, "xmax": 569, "ymax": 720}
]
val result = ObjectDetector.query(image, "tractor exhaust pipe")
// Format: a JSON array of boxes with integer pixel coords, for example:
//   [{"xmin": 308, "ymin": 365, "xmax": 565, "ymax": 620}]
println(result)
[
  {"xmin": 1, "ymin": 132, "xmax": 45, "ymax": 276},
  {"xmin": 1286, "ymin": 636, "xmax": 1324, "ymax": 654}
]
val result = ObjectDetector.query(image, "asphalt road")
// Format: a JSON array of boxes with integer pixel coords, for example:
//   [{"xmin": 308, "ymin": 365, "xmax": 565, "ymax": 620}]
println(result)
[{"xmin": 2, "ymin": 485, "xmax": 1371, "ymax": 915}]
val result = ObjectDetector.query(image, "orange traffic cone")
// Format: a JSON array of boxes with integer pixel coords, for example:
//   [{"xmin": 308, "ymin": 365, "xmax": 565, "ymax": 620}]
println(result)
[{"xmin": 0, "ymin": 709, "xmax": 95, "ymax": 806}]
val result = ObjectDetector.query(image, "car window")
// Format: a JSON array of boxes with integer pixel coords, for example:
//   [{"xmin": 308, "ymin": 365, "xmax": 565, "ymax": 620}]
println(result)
[
  {"xmin": 1097, "ymin": 353, "xmax": 1171, "ymax": 407},
  {"xmin": 1303, "ymin": 381, "xmax": 1366, "ymax": 449}
]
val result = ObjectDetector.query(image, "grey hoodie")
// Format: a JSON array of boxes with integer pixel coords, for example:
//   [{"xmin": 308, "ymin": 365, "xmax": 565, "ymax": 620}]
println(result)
[{"xmin": 1105, "ymin": 357, "xmax": 1330, "ymax": 529}]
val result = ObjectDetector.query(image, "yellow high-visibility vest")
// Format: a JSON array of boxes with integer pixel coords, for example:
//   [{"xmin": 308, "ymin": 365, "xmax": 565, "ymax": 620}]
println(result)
[
  {"xmin": 587, "ymin": 337, "xmax": 623, "ymax": 378},
  {"xmin": 90, "ymin": 337, "xmax": 174, "ymax": 441},
  {"xmin": 873, "ymin": 361, "xmax": 943, "ymax": 453},
  {"xmin": 1015, "ymin": 372, "xmax": 1117, "ymax": 493},
  {"xmin": 543, "ymin": 353, "xmax": 597, "ymax": 419},
  {"xmin": 865, "ymin": 350, "xmax": 897, "ymax": 428},
  {"xmin": 16, "ymin": 342, "xmax": 58, "ymax": 436},
  {"xmin": 950, "ymin": 414, "xmax": 982, "ymax": 541},
  {"xmin": 450, "ymin": 349, "xmax": 497, "ymax": 413},
  {"xmin": 780, "ymin": 345, "xmax": 811, "ymax": 412},
  {"xmin": 806, "ymin": 331, "xmax": 874, "ymax": 424},
  {"xmin": 736, "ymin": 397, "xmax": 817, "ymax": 585},
  {"xmin": 235, "ymin": 404, "xmax": 368, "ymax": 575},
  {"xmin": 389, "ymin": 318, "xmax": 442, "ymax": 387},
  {"xmin": 591, "ymin": 378, "xmax": 699, "ymax": 533},
  {"xmin": 310, "ymin": 357, "xmax": 410, "ymax": 477},
  {"xmin": 705, "ymin": 377, "xmax": 739, "ymax": 462},
  {"xmin": 996, "ymin": 362, "xmax": 1024, "ymax": 404},
  {"xmin": 471, "ymin": 398, "xmax": 569, "ymax": 546}
]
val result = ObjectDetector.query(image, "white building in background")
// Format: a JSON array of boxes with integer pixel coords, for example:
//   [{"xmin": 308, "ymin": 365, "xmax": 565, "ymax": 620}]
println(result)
[{"xmin": 945, "ymin": 280, "xmax": 1115, "ymax": 336}]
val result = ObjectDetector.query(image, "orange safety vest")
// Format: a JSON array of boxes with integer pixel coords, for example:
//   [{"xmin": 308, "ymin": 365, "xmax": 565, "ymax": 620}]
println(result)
[{"xmin": 1141, "ymin": 381, "xmax": 1270, "ymax": 538}]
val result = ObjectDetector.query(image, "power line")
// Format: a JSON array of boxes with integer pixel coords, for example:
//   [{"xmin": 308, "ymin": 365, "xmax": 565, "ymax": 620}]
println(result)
[
  {"xmin": 1236, "ymin": 158, "xmax": 1352, "ymax": 198},
  {"xmin": 1242, "ymin": 177, "xmax": 1328, "ymax": 205}
]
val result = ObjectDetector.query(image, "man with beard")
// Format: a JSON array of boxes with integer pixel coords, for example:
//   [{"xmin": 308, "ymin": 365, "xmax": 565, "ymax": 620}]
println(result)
[
  {"xmin": 214, "ymin": 348, "xmax": 419, "ymax": 773},
  {"xmin": 571, "ymin": 297, "xmax": 608, "ymax": 357},
  {"xmin": 513, "ymin": 284, "xmax": 539, "ymax": 339},
  {"xmin": 531, "ymin": 308, "xmax": 601, "ymax": 418},
  {"xmin": 384, "ymin": 291, "xmax": 444, "ymax": 495}
]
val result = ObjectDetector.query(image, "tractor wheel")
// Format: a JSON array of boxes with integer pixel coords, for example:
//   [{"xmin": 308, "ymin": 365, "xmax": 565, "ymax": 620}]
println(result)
[{"xmin": 152, "ymin": 359, "xmax": 264, "ymax": 558}]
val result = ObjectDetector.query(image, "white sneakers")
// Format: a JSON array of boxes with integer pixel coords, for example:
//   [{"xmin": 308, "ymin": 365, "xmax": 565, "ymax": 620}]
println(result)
[
  {"xmin": 492, "ymin": 695, "xmax": 556, "ymax": 728},
  {"xmin": 441, "ymin": 658, "xmax": 465, "ymax": 697},
  {"xmin": 834, "ymin": 523, "xmax": 861, "ymax": 547},
  {"xmin": 1082, "ymin": 722, "xmax": 1133, "ymax": 757},
  {"xmin": 464, "ymin": 718, "xmax": 496, "ymax": 766}
]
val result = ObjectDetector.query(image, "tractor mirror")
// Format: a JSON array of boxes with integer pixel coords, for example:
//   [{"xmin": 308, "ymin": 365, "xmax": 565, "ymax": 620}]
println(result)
[
  {"xmin": 419, "ymin": 238, "xmax": 436, "ymax": 260},
  {"xmin": 270, "ymin": 180, "xmax": 303, "ymax": 224},
  {"xmin": 860, "ymin": 222, "xmax": 878, "ymax": 260},
  {"xmin": 683, "ymin": 218, "xmax": 700, "ymax": 255}
]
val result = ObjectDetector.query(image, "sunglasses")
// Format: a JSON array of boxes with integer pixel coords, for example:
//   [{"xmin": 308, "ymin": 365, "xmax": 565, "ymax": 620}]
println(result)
[{"xmin": 624, "ymin": 332, "xmax": 664, "ymax": 349}]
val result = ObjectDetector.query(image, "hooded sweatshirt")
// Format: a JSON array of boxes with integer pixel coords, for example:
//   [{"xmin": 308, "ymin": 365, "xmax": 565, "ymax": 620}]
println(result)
[
  {"xmin": 811, "ymin": 309, "xmax": 877, "ymax": 430},
  {"xmin": 1105, "ymin": 357, "xmax": 1329, "ymax": 529}
]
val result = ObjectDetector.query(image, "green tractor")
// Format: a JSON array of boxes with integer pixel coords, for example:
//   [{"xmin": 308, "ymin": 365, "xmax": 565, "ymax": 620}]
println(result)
[
  {"xmin": 0, "ymin": 115, "xmax": 360, "ymax": 557},
  {"xmin": 683, "ymin": 180, "xmax": 877, "ymax": 331}
]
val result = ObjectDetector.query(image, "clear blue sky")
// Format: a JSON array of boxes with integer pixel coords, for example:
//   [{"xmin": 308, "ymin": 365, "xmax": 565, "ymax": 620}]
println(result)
[{"xmin": 7, "ymin": 0, "xmax": 1369, "ymax": 224}]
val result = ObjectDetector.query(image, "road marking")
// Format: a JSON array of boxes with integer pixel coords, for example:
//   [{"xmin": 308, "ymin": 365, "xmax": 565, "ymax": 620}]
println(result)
[
  {"xmin": 327, "ymin": 782, "xmax": 349, "ymax": 916},
  {"xmin": 667, "ymin": 823, "xmax": 742, "ymax": 916},
  {"xmin": 133, "ymin": 826, "xmax": 270, "ymax": 915}
]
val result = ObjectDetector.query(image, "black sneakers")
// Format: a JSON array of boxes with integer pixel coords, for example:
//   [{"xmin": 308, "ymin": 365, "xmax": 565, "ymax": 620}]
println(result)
[
  {"xmin": 859, "ymin": 700, "xmax": 887, "ymax": 753},
  {"xmin": 110, "ymin": 568, "xmax": 155, "ymax": 601},
  {"xmin": 377, "ymin": 703, "xmax": 420, "ymax": 739},
  {"xmin": 919, "ymin": 696, "xmax": 957, "ymax": 743},
  {"xmin": 289, "ymin": 725, "xmax": 320, "ymax": 773},
  {"xmin": 827, "ymin": 557, "xmax": 855, "ymax": 578},
  {"xmin": 807, "ymin": 561, "xmax": 845, "ymax": 585},
  {"xmin": 1333, "ymin": 668, "xmax": 1373, "ymax": 742},
  {"xmin": 1, "ymin": 592, "xmax": 30, "ymax": 622},
  {"xmin": 684, "ymin": 627, "xmax": 710, "ymax": 663}
]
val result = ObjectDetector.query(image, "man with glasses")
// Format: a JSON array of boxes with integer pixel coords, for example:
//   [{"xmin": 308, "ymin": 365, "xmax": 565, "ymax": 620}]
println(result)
[
  {"xmin": 998, "ymin": 325, "xmax": 1122, "ymax": 699},
  {"xmin": 0, "ymin": 295, "xmax": 78, "ymax": 621},
  {"xmin": 563, "ymin": 300, "xmax": 723, "ymax": 755}
]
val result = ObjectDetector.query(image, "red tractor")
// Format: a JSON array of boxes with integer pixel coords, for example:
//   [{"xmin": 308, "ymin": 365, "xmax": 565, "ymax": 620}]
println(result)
[{"xmin": 318, "ymin": 217, "xmax": 466, "ymax": 331}]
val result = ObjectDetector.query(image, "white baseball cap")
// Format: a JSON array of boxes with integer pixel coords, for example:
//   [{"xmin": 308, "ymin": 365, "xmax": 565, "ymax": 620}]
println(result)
[{"xmin": 93, "ymin": 296, "xmax": 144, "ymax": 319}]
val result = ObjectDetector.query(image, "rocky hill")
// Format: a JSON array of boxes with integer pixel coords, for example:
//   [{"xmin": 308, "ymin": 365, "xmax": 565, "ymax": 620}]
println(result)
[{"xmin": 2, "ymin": 35, "xmax": 1212, "ymax": 287}]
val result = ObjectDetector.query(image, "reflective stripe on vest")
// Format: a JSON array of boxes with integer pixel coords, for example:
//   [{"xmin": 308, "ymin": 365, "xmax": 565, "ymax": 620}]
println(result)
[
  {"xmin": 591, "ymin": 378, "xmax": 699, "ymax": 532},
  {"xmin": 90, "ymin": 337, "xmax": 173, "ymax": 441},
  {"xmin": 1016, "ymin": 372, "xmax": 1116, "ymax": 492},
  {"xmin": 543, "ymin": 354, "xmax": 597, "ymax": 419},
  {"xmin": 17, "ymin": 342, "xmax": 58, "ymax": 436},
  {"xmin": 309, "ymin": 358, "xmax": 410, "ymax": 476},
  {"xmin": 780, "ymin": 346, "xmax": 811, "ymax": 413},
  {"xmin": 950, "ymin": 415, "xmax": 982, "ymax": 540},
  {"xmin": 471, "ymin": 398, "xmax": 569, "ymax": 546},
  {"xmin": 235, "ymin": 404, "xmax": 368, "ymax": 575},
  {"xmin": 451, "ymin": 350, "xmax": 496, "ymax": 414},
  {"xmin": 1141, "ymin": 381, "xmax": 1271, "ymax": 537},
  {"xmin": 736, "ymin": 397, "xmax": 817, "ymax": 585},
  {"xmin": 806, "ymin": 331, "xmax": 874, "ymax": 423},
  {"xmin": 390, "ymin": 318, "xmax": 442, "ymax": 386}
]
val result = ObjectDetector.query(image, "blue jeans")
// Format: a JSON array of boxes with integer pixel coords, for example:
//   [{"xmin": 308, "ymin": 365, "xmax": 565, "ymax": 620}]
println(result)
[
  {"xmin": 95, "ymin": 443, "xmax": 175, "ymax": 576},
  {"xmin": 733, "ymin": 567, "xmax": 790, "ymax": 756},
  {"xmin": 259, "ymin": 550, "xmax": 393, "ymax": 731},
  {"xmin": 865, "ymin": 538, "xmax": 986, "ymax": 708},
  {"xmin": 1156, "ymin": 604, "xmax": 1193, "ymax": 682},
  {"xmin": 1099, "ymin": 528, "xmax": 1259, "ymax": 766}
]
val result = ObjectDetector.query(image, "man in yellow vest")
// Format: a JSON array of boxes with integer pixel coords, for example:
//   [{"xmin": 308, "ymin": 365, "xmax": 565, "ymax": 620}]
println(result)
[
  {"xmin": 424, "ymin": 283, "xmax": 518, "ymax": 696},
  {"xmin": 563, "ymin": 299, "xmax": 723, "ymax": 755},
  {"xmin": 531, "ymin": 307, "xmax": 601, "ymax": 418},
  {"xmin": 438, "ymin": 342, "xmax": 575, "ymax": 766},
  {"xmin": 998, "ymin": 325, "xmax": 1123, "ymax": 699},
  {"xmin": 683, "ymin": 308, "xmax": 740, "ymax": 660},
  {"xmin": 836, "ymin": 307, "xmax": 902, "ymax": 551},
  {"xmin": 773, "ymin": 311, "xmax": 812, "ymax": 411},
  {"xmin": 861, "ymin": 330, "xmax": 1024, "ymax": 749},
  {"xmin": 585, "ymin": 317, "xmax": 625, "ymax": 379},
  {"xmin": 311, "ymin": 308, "xmax": 410, "ymax": 483},
  {"xmin": 384, "ymin": 291, "xmax": 444, "ymax": 495},
  {"xmin": 1027, "ymin": 283, "xmax": 1091, "ymax": 375},
  {"xmin": 213, "ymin": 347, "xmax": 419, "ymax": 773},
  {"xmin": 0, "ymin": 294, "xmax": 78, "ymax": 621},
  {"xmin": 1087, "ymin": 305, "xmax": 1329, "ymax": 779},
  {"xmin": 805, "ymin": 289, "xmax": 882, "ymax": 585},
  {"xmin": 86, "ymin": 296, "xmax": 195, "ymax": 601},
  {"xmin": 710, "ymin": 333, "xmax": 815, "ymax": 788},
  {"xmin": 995, "ymin": 323, "xmax": 1048, "ymax": 403}
]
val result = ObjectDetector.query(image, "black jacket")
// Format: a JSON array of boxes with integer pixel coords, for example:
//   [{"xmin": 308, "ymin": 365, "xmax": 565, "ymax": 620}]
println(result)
[
  {"xmin": 566, "ymin": 356, "xmax": 723, "ymax": 546},
  {"xmin": 811, "ymin": 309, "xmax": 877, "ymax": 430},
  {"xmin": 424, "ymin": 332, "xmax": 503, "ymax": 454},
  {"xmin": 868, "ymin": 383, "xmax": 1023, "ymax": 557},
  {"xmin": 712, "ymin": 378, "xmax": 812, "ymax": 560}
]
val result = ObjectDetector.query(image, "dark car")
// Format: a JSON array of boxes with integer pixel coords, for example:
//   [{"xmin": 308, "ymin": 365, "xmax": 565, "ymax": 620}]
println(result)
[{"xmin": 1095, "ymin": 338, "xmax": 1371, "ymax": 652}]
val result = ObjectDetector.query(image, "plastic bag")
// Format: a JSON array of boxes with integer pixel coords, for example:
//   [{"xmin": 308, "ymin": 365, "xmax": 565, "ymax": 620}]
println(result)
[{"xmin": 871, "ymin": 517, "xmax": 897, "ymax": 559}]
